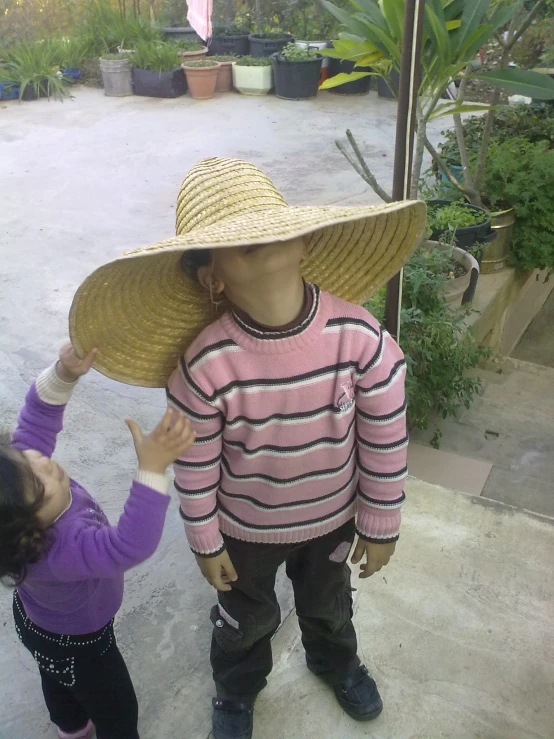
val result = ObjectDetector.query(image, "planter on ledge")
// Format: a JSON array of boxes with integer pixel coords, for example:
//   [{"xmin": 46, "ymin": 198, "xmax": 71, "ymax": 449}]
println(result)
[
  {"xmin": 481, "ymin": 208, "xmax": 515, "ymax": 274},
  {"xmin": 423, "ymin": 240, "xmax": 480, "ymax": 307}
]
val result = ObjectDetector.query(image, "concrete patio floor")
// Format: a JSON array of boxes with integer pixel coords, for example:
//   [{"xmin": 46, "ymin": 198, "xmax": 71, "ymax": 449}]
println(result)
[{"xmin": 1, "ymin": 88, "xmax": 553, "ymax": 739}]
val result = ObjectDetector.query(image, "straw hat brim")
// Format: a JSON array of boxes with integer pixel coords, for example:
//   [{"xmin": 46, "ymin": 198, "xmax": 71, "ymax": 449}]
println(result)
[{"xmin": 69, "ymin": 200, "xmax": 427, "ymax": 387}]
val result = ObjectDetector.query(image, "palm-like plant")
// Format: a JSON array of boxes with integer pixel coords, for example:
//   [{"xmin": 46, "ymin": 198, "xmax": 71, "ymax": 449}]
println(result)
[
  {"xmin": 320, "ymin": 0, "xmax": 554, "ymax": 202},
  {"xmin": 0, "ymin": 41, "xmax": 71, "ymax": 101}
]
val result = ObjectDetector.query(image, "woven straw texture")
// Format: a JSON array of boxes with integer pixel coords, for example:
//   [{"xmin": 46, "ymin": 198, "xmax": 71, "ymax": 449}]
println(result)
[{"xmin": 69, "ymin": 157, "xmax": 427, "ymax": 387}]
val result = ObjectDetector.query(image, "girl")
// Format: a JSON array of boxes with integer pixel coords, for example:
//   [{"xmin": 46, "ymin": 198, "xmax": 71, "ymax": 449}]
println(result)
[
  {"xmin": 1, "ymin": 342, "xmax": 195, "ymax": 739},
  {"xmin": 68, "ymin": 157, "xmax": 426, "ymax": 739}
]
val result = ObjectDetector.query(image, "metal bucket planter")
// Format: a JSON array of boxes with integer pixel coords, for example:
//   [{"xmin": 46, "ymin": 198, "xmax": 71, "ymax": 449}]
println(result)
[
  {"xmin": 100, "ymin": 57, "xmax": 133, "ymax": 97},
  {"xmin": 481, "ymin": 209, "xmax": 515, "ymax": 274}
]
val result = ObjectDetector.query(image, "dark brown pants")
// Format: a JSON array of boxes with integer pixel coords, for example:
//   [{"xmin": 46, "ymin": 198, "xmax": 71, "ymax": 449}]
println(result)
[{"xmin": 211, "ymin": 518, "xmax": 360, "ymax": 702}]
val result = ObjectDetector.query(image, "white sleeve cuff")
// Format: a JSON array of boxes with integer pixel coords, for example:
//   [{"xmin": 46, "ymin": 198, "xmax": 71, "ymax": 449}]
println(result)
[
  {"xmin": 135, "ymin": 470, "xmax": 170, "ymax": 495},
  {"xmin": 35, "ymin": 363, "xmax": 78, "ymax": 405}
]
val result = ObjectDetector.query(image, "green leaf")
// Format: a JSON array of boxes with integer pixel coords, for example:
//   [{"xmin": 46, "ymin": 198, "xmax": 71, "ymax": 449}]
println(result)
[
  {"xmin": 445, "ymin": 20, "xmax": 462, "ymax": 30},
  {"xmin": 352, "ymin": 0, "xmax": 389, "ymax": 31},
  {"xmin": 357, "ymin": 16, "xmax": 401, "ymax": 60},
  {"xmin": 428, "ymin": 102, "xmax": 494, "ymax": 120},
  {"xmin": 452, "ymin": 0, "xmax": 491, "ymax": 48},
  {"xmin": 321, "ymin": 1, "xmax": 372, "ymax": 38},
  {"xmin": 475, "ymin": 68, "xmax": 554, "ymax": 99},
  {"xmin": 443, "ymin": 0, "xmax": 466, "ymax": 22},
  {"xmin": 378, "ymin": 0, "xmax": 403, "ymax": 40},
  {"xmin": 319, "ymin": 71, "xmax": 372, "ymax": 89},
  {"xmin": 486, "ymin": 3, "xmax": 517, "ymax": 35}
]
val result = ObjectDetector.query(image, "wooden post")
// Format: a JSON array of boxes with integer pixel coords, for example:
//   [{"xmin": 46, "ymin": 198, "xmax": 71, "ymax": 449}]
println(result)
[{"xmin": 384, "ymin": 0, "xmax": 425, "ymax": 341}]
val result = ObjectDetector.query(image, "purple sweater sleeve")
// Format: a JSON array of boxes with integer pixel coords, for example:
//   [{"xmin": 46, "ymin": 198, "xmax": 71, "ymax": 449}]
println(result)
[
  {"xmin": 11, "ymin": 383, "xmax": 64, "ymax": 457},
  {"xmin": 48, "ymin": 482, "xmax": 171, "ymax": 581}
]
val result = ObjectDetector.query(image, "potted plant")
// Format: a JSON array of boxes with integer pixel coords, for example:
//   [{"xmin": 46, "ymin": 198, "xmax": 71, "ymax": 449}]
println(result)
[
  {"xmin": 0, "ymin": 41, "xmax": 71, "ymax": 101},
  {"xmin": 182, "ymin": 59, "xmax": 220, "ymax": 100},
  {"xmin": 323, "ymin": 42, "xmax": 372, "ymax": 95},
  {"xmin": 209, "ymin": 24, "xmax": 250, "ymax": 57},
  {"xmin": 99, "ymin": 52, "xmax": 133, "ymax": 97},
  {"xmin": 422, "ymin": 240, "xmax": 480, "ymax": 307},
  {"xmin": 130, "ymin": 41, "xmax": 186, "ymax": 98},
  {"xmin": 232, "ymin": 56, "xmax": 273, "ymax": 96},
  {"xmin": 249, "ymin": 32, "xmax": 294, "ymax": 58},
  {"xmin": 288, "ymin": 2, "xmax": 339, "ymax": 84},
  {"xmin": 210, "ymin": 55, "xmax": 238, "ymax": 93},
  {"xmin": 271, "ymin": 42, "xmax": 322, "ymax": 100},
  {"xmin": 57, "ymin": 37, "xmax": 90, "ymax": 82},
  {"xmin": 171, "ymin": 39, "xmax": 209, "ymax": 63},
  {"xmin": 427, "ymin": 200, "xmax": 494, "ymax": 254}
]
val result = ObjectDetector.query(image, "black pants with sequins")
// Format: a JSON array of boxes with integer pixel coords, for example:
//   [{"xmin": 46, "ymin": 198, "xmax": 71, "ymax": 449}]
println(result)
[{"xmin": 13, "ymin": 592, "xmax": 139, "ymax": 739}]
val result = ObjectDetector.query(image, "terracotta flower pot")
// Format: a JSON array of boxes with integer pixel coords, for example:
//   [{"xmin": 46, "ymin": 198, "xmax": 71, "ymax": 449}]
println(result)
[
  {"xmin": 182, "ymin": 62, "xmax": 220, "ymax": 99},
  {"xmin": 179, "ymin": 46, "xmax": 209, "ymax": 63},
  {"xmin": 215, "ymin": 60, "xmax": 235, "ymax": 92}
]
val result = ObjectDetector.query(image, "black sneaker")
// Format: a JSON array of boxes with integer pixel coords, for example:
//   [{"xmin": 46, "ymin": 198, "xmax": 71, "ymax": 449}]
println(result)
[
  {"xmin": 333, "ymin": 665, "xmax": 383, "ymax": 721},
  {"xmin": 212, "ymin": 698, "xmax": 254, "ymax": 739}
]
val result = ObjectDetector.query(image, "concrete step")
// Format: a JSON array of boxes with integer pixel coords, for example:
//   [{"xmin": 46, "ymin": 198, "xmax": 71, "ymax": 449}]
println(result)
[{"xmin": 411, "ymin": 355, "xmax": 554, "ymax": 519}]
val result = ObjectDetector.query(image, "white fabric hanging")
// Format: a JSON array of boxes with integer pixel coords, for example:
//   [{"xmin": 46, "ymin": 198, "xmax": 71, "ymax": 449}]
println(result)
[{"xmin": 187, "ymin": 0, "xmax": 213, "ymax": 42}]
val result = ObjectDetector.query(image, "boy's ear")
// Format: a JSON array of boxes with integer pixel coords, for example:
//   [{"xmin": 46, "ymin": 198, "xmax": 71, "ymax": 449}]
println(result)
[{"xmin": 197, "ymin": 266, "xmax": 225, "ymax": 295}]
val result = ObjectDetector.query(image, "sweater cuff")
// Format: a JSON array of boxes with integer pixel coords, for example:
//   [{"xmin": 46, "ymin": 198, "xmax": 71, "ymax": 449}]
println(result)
[
  {"xmin": 135, "ymin": 470, "xmax": 170, "ymax": 495},
  {"xmin": 356, "ymin": 505, "xmax": 402, "ymax": 543},
  {"xmin": 35, "ymin": 363, "xmax": 78, "ymax": 406}
]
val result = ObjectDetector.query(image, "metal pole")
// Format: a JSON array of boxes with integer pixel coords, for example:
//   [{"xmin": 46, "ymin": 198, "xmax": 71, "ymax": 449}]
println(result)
[{"xmin": 384, "ymin": 0, "xmax": 425, "ymax": 341}]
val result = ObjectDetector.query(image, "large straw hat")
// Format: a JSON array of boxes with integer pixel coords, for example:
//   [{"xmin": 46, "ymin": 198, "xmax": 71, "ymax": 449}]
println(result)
[{"xmin": 69, "ymin": 157, "xmax": 426, "ymax": 388}]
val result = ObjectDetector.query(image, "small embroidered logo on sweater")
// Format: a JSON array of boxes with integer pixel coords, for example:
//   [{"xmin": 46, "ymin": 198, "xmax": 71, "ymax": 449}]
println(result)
[{"xmin": 336, "ymin": 381, "xmax": 355, "ymax": 413}]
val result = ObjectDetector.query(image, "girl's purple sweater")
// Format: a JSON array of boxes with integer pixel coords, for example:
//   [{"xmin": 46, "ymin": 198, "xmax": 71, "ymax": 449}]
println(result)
[{"xmin": 10, "ymin": 366, "xmax": 171, "ymax": 635}]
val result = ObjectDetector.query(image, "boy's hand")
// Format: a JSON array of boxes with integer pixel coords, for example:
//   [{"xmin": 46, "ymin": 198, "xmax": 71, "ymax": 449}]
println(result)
[
  {"xmin": 126, "ymin": 408, "xmax": 196, "ymax": 475},
  {"xmin": 195, "ymin": 551, "xmax": 238, "ymax": 592},
  {"xmin": 351, "ymin": 538, "xmax": 396, "ymax": 578},
  {"xmin": 56, "ymin": 343, "xmax": 98, "ymax": 382}
]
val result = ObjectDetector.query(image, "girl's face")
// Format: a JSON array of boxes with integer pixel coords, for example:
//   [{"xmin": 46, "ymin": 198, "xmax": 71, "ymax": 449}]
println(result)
[
  {"xmin": 198, "ymin": 237, "xmax": 307, "ymax": 294},
  {"xmin": 21, "ymin": 450, "xmax": 71, "ymax": 525}
]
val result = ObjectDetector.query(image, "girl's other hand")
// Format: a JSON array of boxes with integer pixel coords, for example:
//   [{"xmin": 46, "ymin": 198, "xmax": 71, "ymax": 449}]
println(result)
[
  {"xmin": 57, "ymin": 343, "xmax": 98, "ymax": 382},
  {"xmin": 126, "ymin": 408, "xmax": 196, "ymax": 475}
]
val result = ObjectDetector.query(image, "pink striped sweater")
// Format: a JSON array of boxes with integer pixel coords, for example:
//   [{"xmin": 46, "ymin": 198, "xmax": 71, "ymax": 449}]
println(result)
[{"xmin": 167, "ymin": 285, "xmax": 408, "ymax": 556}]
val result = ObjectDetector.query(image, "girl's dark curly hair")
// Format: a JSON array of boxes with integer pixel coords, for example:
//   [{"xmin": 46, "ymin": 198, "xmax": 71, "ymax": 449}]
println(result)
[{"xmin": 0, "ymin": 433, "xmax": 50, "ymax": 586}]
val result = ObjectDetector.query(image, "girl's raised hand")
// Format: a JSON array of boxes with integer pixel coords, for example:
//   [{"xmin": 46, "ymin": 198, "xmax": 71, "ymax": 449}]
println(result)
[
  {"xmin": 126, "ymin": 408, "xmax": 196, "ymax": 475},
  {"xmin": 57, "ymin": 343, "xmax": 98, "ymax": 382}
]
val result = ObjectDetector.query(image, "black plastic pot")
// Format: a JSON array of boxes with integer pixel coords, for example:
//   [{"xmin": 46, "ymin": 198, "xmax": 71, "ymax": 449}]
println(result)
[
  {"xmin": 327, "ymin": 56, "xmax": 371, "ymax": 95},
  {"xmin": 161, "ymin": 26, "xmax": 201, "ymax": 43},
  {"xmin": 249, "ymin": 33, "xmax": 294, "ymax": 58},
  {"xmin": 132, "ymin": 67, "xmax": 187, "ymax": 98},
  {"xmin": 378, "ymin": 68, "xmax": 400, "ymax": 99},
  {"xmin": 271, "ymin": 53, "xmax": 322, "ymax": 100},
  {"xmin": 427, "ymin": 199, "xmax": 495, "ymax": 253},
  {"xmin": 209, "ymin": 34, "xmax": 249, "ymax": 56}
]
